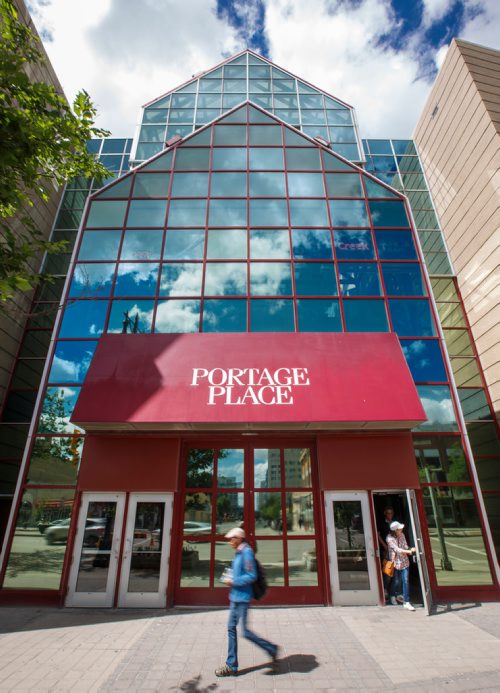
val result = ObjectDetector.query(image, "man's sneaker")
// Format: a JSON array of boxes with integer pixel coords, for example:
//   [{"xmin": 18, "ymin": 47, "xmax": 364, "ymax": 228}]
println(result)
[
  {"xmin": 403, "ymin": 602, "xmax": 416, "ymax": 611},
  {"xmin": 390, "ymin": 596, "xmax": 398, "ymax": 605},
  {"xmin": 215, "ymin": 665, "xmax": 237, "ymax": 677},
  {"xmin": 396, "ymin": 595, "xmax": 404, "ymax": 604}
]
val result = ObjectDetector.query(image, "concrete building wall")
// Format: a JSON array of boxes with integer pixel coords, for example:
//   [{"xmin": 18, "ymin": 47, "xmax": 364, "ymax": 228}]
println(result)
[
  {"xmin": 0, "ymin": 0, "xmax": 65, "ymax": 411},
  {"xmin": 414, "ymin": 39, "xmax": 500, "ymax": 423}
]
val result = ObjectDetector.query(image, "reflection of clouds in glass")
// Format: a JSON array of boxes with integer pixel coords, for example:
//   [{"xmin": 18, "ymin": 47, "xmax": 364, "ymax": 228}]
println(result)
[
  {"xmin": 402, "ymin": 340, "xmax": 429, "ymax": 369},
  {"xmin": 204, "ymin": 263, "xmax": 247, "ymax": 295},
  {"xmin": 117, "ymin": 263, "xmax": 159, "ymax": 285},
  {"xmin": 155, "ymin": 300, "xmax": 200, "ymax": 333},
  {"xmin": 254, "ymin": 462, "xmax": 268, "ymax": 487},
  {"xmin": 292, "ymin": 229, "xmax": 332, "ymax": 258},
  {"xmin": 251, "ymin": 263, "xmax": 291, "ymax": 296},
  {"xmin": 107, "ymin": 302, "xmax": 154, "ymax": 333},
  {"xmin": 160, "ymin": 264, "xmax": 202, "ymax": 296},
  {"xmin": 250, "ymin": 230, "xmax": 290, "ymax": 259},
  {"xmin": 418, "ymin": 386, "xmax": 457, "ymax": 429},
  {"xmin": 50, "ymin": 352, "xmax": 94, "ymax": 383},
  {"xmin": 207, "ymin": 229, "xmax": 246, "ymax": 259},
  {"xmin": 329, "ymin": 200, "xmax": 368, "ymax": 227},
  {"xmin": 121, "ymin": 230, "xmax": 162, "ymax": 260},
  {"xmin": 73, "ymin": 264, "xmax": 115, "ymax": 293}
]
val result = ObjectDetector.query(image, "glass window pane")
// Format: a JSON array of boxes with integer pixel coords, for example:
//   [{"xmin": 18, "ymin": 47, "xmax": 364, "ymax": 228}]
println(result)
[
  {"xmin": 389, "ymin": 299, "xmax": 436, "ymax": 336},
  {"xmin": 209, "ymin": 199, "xmax": 247, "ymax": 226},
  {"xmin": 213, "ymin": 125, "xmax": 246, "ymax": 145},
  {"xmin": 133, "ymin": 173, "xmax": 170, "ymax": 197},
  {"xmin": 414, "ymin": 435, "xmax": 470, "ymax": 484},
  {"xmin": 483, "ymin": 495, "xmax": 500, "ymax": 559},
  {"xmin": 292, "ymin": 229, "xmax": 332, "ymax": 259},
  {"xmin": 174, "ymin": 148, "xmax": 210, "ymax": 170},
  {"xmin": 401, "ymin": 339, "xmax": 447, "ymax": 382},
  {"xmin": 458, "ymin": 388, "xmax": 491, "ymax": 421},
  {"xmin": 249, "ymin": 172, "xmax": 286, "ymax": 197},
  {"xmin": 121, "ymin": 229, "xmax": 163, "ymax": 261},
  {"xmin": 207, "ymin": 229, "xmax": 247, "ymax": 259},
  {"xmin": 155, "ymin": 299, "xmax": 200, "ymax": 333},
  {"xmin": 333, "ymin": 500, "xmax": 370, "ymax": 590},
  {"xmin": 255, "ymin": 493, "xmax": 283, "ymax": 535},
  {"xmin": 160, "ymin": 263, "xmax": 202, "ymax": 296},
  {"xmin": 250, "ymin": 230, "xmax": 290, "ymax": 259},
  {"xmin": 436, "ymin": 303, "xmax": 466, "ymax": 328},
  {"xmin": 296, "ymin": 299, "xmax": 341, "ymax": 331},
  {"xmin": 59, "ymin": 300, "xmax": 108, "ymax": 338},
  {"xmin": 202, "ymin": 299, "xmax": 247, "ymax": 332},
  {"xmin": 171, "ymin": 172, "xmax": 208, "ymax": 197},
  {"xmin": 223, "ymin": 78, "xmax": 246, "ymax": 92},
  {"xmin": 113, "ymin": 263, "xmax": 159, "ymax": 296},
  {"xmin": 287, "ymin": 173, "xmax": 325, "ymax": 197},
  {"xmin": 168, "ymin": 199, "xmax": 207, "ymax": 226},
  {"xmin": 375, "ymin": 230, "xmax": 417, "ymax": 260},
  {"xmin": 69, "ymin": 263, "xmax": 115, "ymax": 298},
  {"xmin": 250, "ymin": 262, "xmax": 292, "ymax": 295},
  {"xmin": 329, "ymin": 200, "xmax": 368, "ymax": 227},
  {"xmin": 249, "ymin": 125, "xmax": 282, "ymax": 145},
  {"xmin": 216, "ymin": 492, "xmax": 244, "ymax": 536},
  {"xmin": 49, "ymin": 341, "xmax": 97, "ymax": 384},
  {"xmin": 344, "ymin": 299, "xmax": 388, "ymax": 332},
  {"xmin": 250, "ymin": 300, "xmax": 294, "ymax": 331},
  {"xmin": 382, "ymin": 263, "xmax": 426, "ymax": 296},
  {"xmin": 369, "ymin": 200, "xmax": 410, "ymax": 227},
  {"xmin": 325, "ymin": 173, "xmax": 362, "ymax": 197},
  {"xmin": 416, "ymin": 385, "xmax": 458, "ymax": 431},
  {"xmin": 164, "ymin": 229, "xmax": 205, "ymax": 260},
  {"xmin": 254, "ymin": 448, "xmax": 281, "ymax": 487},
  {"xmin": 249, "ymin": 199, "xmax": 288, "ymax": 226},
  {"xmin": 86, "ymin": 200, "xmax": 127, "ymax": 228},
  {"xmin": 3, "ymin": 489, "xmax": 75, "ymax": 589},
  {"xmin": 107, "ymin": 300, "xmax": 154, "ymax": 333},
  {"xmin": 422, "ymin": 486, "xmax": 493, "ymax": 586},
  {"xmin": 78, "ymin": 231, "xmax": 122, "ymax": 261},
  {"xmin": 27, "ymin": 435, "xmax": 82, "ymax": 484},
  {"xmin": 180, "ymin": 540, "xmax": 210, "ymax": 587},
  {"xmin": 286, "ymin": 492, "xmax": 315, "ymax": 535},
  {"xmin": 210, "ymin": 172, "xmax": 246, "ymax": 197},
  {"xmin": 284, "ymin": 448, "xmax": 312, "ymax": 487},
  {"xmin": 294, "ymin": 262, "xmax": 337, "ymax": 295},
  {"xmin": 286, "ymin": 148, "xmax": 321, "ymax": 170},
  {"xmin": 467, "ymin": 423, "xmax": 500, "ymax": 457},
  {"xmin": 127, "ymin": 199, "xmax": 167, "ymax": 227},
  {"xmin": 450, "ymin": 358, "xmax": 482, "ymax": 387},
  {"xmin": 249, "ymin": 148, "xmax": 284, "ymax": 170},
  {"xmin": 289, "ymin": 199, "xmax": 329, "ymax": 227},
  {"xmin": 334, "ymin": 230, "xmax": 374, "ymax": 260},
  {"xmin": 338, "ymin": 263, "xmax": 381, "ymax": 296},
  {"xmin": 288, "ymin": 539, "xmax": 318, "ymax": 585},
  {"xmin": 204, "ymin": 263, "xmax": 247, "ymax": 295},
  {"xmin": 217, "ymin": 449, "xmax": 244, "ymax": 488},
  {"xmin": 212, "ymin": 147, "xmax": 247, "ymax": 169},
  {"xmin": 476, "ymin": 462, "xmax": 500, "ymax": 493}
]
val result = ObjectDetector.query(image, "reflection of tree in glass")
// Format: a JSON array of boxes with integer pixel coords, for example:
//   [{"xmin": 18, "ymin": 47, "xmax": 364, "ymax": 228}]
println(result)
[
  {"xmin": 259, "ymin": 494, "xmax": 282, "ymax": 529},
  {"xmin": 37, "ymin": 390, "xmax": 82, "ymax": 463},
  {"xmin": 216, "ymin": 494, "xmax": 232, "ymax": 520},
  {"xmin": 186, "ymin": 448, "xmax": 228, "ymax": 488}
]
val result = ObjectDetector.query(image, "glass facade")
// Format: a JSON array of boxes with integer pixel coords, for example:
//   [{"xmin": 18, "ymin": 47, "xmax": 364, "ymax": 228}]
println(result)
[{"xmin": 0, "ymin": 50, "xmax": 498, "ymax": 597}]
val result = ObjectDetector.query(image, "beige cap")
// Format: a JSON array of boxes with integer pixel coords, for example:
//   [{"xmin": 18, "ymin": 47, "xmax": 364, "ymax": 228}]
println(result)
[{"xmin": 225, "ymin": 527, "xmax": 246, "ymax": 539}]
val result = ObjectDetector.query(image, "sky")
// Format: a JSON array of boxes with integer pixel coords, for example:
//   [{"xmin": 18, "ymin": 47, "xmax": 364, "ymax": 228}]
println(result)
[{"xmin": 28, "ymin": 0, "xmax": 500, "ymax": 140}]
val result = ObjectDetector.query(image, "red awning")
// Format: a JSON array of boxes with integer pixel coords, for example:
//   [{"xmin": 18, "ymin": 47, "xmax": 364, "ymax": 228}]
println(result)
[{"xmin": 71, "ymin": 332, "xmax": 426, "ymax": 431}]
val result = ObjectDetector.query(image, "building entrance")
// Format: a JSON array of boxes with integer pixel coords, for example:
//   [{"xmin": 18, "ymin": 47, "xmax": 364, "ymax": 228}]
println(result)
[
  {"xmin": 66, "ymin": 492, "xmax": 173, "ymax": 608},
  {"xmin": 175, "ymin": 444, "xmax": 323, "ymax": 605}
]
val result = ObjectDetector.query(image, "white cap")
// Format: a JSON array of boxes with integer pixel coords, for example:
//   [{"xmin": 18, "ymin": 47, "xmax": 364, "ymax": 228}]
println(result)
[
  {"xmin": 225, "ymin": 527, "xmax": 246, "ymax": 539},
  {"xmin": 390, "ymin": 521, "xmax": 404, "ymax": 531}
]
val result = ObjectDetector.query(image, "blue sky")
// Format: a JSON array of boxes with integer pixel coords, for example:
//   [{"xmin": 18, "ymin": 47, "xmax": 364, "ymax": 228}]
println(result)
[{"xmin": 29, "ymin": 0, "xmax": 499, "ymax": 139}]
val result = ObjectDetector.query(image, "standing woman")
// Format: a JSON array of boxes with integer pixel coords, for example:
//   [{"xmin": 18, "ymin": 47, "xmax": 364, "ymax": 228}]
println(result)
[{"xmin": 387, "ymin": 520, "xmax": 417, "ymax": 611}]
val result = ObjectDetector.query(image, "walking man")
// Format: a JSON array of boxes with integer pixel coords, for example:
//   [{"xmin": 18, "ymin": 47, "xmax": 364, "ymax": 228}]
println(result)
[{"xmin": 215, "ymin": 527, "xmax": 279, "ymax": 677}]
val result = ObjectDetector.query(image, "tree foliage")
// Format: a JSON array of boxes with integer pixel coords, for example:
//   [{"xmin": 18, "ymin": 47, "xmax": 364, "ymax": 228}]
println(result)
[{"xmin": 0, "ymin": 0, "xmax": 110, "ymax": 305}]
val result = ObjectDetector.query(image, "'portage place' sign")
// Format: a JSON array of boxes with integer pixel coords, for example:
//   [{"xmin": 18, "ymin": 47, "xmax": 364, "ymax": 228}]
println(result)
[
  {"xmin": 71, "ymin": 332, "xmax": 426, "ymax": 431},
  {"xmin": 191, "ymin": 367, "xmax": 310, "ymax": 405}
]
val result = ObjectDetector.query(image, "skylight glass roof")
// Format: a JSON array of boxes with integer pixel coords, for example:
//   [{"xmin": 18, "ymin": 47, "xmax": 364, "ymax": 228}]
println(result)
[{"xmin": 132, "ymin": 51, "xmax": 363, "ymax": 165}]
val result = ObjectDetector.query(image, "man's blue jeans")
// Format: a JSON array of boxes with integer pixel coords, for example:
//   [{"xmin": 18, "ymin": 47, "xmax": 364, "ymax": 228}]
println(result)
[
  {"xmin": 390, "ymin": 566, "xmax": 410, "ymax": 603},
  {"xmin": 226, "ymin": 600, "xmax": 276, "ymax": 672}
]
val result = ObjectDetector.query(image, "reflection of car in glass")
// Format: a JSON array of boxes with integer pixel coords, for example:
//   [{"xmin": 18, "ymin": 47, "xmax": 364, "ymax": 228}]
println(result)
[
  {"xmin": 38, "ymin": 518, "xmax": 67, "ymax": 535},
  {"xmin": 183, "ymin": 521, "xmax": 212, "ymax": 536},
  {"xmin": 44, "ymin": 517, "xmax": 107, "ymax": 545},
  {"xmin": 44, "ymin": 518, "xmax": 72, "ymax": 544}
]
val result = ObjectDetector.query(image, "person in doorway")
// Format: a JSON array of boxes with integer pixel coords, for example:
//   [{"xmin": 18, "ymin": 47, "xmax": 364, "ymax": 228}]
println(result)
[
  {"xmin": 387, "ymin": 521, "xmax": 417, "ymax": 611},
  {"xmin": 377, "ymin": 506, "xmax": 396, "ymax": 599},
  {"xmin": 215, "ymin": 527, "xmax": 279, "ymax": 677}
]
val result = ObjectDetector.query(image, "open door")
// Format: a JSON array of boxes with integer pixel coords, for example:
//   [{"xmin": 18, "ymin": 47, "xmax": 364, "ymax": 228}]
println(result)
[{"xmin": 406, "ymin": 489, "xmax": 432, "ymax": 615}]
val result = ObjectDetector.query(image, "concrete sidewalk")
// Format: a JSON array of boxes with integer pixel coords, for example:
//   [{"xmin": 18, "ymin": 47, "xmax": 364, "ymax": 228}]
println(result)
[{"xmin": 1, "ymin": 603, "xmax": 500, "ymax": 692}]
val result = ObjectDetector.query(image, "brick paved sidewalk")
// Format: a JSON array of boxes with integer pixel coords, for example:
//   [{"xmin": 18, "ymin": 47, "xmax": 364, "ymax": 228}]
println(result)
[{"xmin": 1, "ymin": 603, "xmax": 500, "ymax": 692}]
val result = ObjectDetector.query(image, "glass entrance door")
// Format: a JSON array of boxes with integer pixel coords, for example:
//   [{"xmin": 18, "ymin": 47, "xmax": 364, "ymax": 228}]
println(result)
[
  {"xmin": 176, "ymin": 445, "xmax": 322, "ymax": 604},
  {"xmin": 406, "ymin": 489, "xmax": 432, "ymax": 614},
  {"xmin": 66, "ymin": 493, "xmax": 125, "ymax": 607},
  {"xmin": 117, "ymin": 493, "xmax": 173, "ymax": 607},
  {"xmin": 66, "ymin": 492, "xmax": 173, "ymax": 608},
  {"xmin": 325, "ymin": 491, "xmax": 379, "ymax": 605}
]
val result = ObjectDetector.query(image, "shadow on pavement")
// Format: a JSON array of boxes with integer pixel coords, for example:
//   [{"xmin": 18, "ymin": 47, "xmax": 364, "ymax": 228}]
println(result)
[
  {"xmin": 238, "ymin": 653, "xmax": 318, "ymax": 677},
  {"xmin": 431, "ymin": 602, "xmax": 482, "ymax": 616},
  {"xmin": 176, "ymin": 675, "xmax": 218, "ymax": 692}
]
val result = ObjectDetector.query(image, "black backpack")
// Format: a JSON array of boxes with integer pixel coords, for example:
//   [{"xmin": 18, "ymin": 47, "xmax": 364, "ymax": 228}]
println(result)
[{"xmin": 252, "ymin": 558, "xmax": 268, "ymax": 600}]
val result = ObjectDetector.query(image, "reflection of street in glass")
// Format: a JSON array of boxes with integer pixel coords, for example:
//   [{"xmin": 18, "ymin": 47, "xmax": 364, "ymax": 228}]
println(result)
[{"xmin": 429, "ymin": 530, "xmax": 493, "ymax": 586}]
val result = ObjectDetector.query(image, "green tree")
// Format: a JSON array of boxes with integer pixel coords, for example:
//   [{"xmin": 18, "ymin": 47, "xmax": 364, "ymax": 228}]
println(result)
[{"xmin": 0, "ymin": 0, "xmax": 110, "ymax": 306}]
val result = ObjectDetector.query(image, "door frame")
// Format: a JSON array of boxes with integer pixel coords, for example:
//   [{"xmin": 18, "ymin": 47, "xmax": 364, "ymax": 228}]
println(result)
[
  {"xmin": 406, "ymin": 489, "xmax": 432, "ymax": 614},
  {"xmin": 66, "ymin": 492, "xmax": 126, "ymax": 607},
  {"xmin": 324, "ymin": 490, "xmax": 380, "ymax": 606},
  {"xmin": 117, "ymin": 492, "xmax": 173, "ymax": 608}
]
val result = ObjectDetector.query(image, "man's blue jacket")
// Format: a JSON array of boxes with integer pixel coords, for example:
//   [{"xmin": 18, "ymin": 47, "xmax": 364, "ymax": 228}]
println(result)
[{"xmin": 229, "ymin": 543, "xmax": 257, "ymax": 603}]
